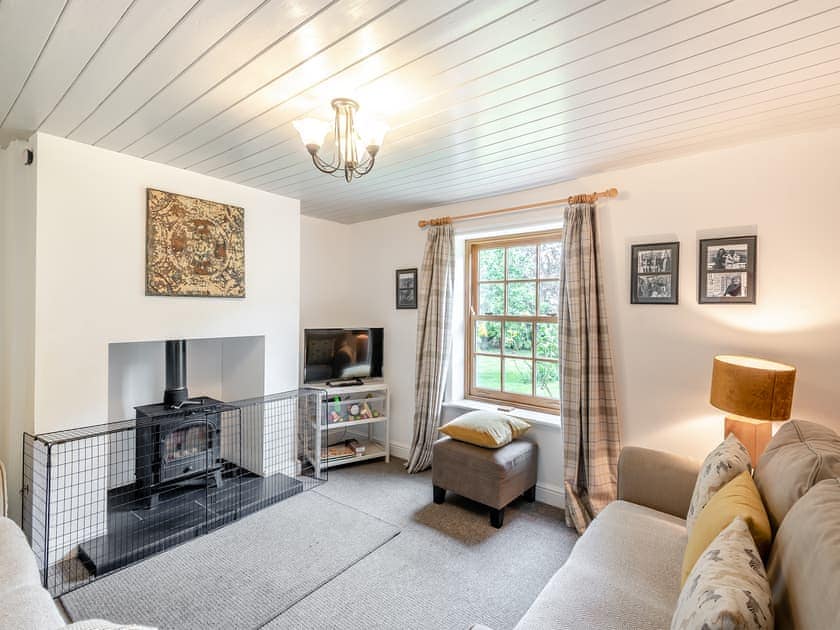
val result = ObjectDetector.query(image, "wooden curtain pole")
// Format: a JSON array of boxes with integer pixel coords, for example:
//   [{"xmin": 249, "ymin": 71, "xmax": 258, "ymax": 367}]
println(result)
[{"xmin": 417, "ymin": 187, "xmax": 618, "ymax": 228}]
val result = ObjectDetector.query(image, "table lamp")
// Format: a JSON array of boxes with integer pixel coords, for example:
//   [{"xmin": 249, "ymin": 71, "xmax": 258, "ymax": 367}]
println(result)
[{"xmin": 710, "ymin": 355, "xmax": 796, "ymax": 466}]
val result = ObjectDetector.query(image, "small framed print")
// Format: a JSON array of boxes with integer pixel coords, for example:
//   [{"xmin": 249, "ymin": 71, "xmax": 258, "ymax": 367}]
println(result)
[
  {"xmin": 698, "ymin": 235, "xmax": 757, "ymax": 304},
  {"xmin": 396, "ymin": 268, "xmax": 418, "ymax": 309},
  {"xmin": 630, "ymin": 242, "xmax": 679, "ymax": 304}
]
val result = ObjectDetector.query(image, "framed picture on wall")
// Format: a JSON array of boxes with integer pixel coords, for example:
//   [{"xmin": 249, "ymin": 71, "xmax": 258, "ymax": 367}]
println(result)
[
  {"xmin": 145, "ymin": 188, "xmax": 245, "ymax": 297},
  {"xmin": 630, "ymin": 242, "xmax": 679, "ymax": 304},
  {"xmin": 698, "ymin": 235, "xmax": 757, "ymax": 304},
  {"xmin": 396, "ymin": 268, "xmax": 418, "ymax": 309}
]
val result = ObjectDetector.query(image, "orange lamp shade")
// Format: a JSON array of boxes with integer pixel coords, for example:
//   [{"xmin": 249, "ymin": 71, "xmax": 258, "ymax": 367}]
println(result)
[{"xmin": 710, "ymin": 355, "xmax": 796, "ymax": 421}]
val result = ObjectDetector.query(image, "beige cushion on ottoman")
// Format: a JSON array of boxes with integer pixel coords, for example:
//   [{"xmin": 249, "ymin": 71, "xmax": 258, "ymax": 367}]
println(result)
[
  {"xmin": 754, "ymin": 420, "xmax": 840, "ymax": 530},
  {"xmin": 432, "ymin": 436, "xmax": 538, "ymax": 528}
]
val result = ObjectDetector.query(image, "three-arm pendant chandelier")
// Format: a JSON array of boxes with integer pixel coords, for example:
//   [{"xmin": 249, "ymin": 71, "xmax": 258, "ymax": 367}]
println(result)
[{"xmin": 293, "ymin": 98, "xmax": 388, "ymax": 182}]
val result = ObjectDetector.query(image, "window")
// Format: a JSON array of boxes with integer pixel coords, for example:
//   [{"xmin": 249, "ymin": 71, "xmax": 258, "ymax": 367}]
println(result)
[{"xmin": 465, "ymin": 230, "xmax": 562, "ymax": 412}]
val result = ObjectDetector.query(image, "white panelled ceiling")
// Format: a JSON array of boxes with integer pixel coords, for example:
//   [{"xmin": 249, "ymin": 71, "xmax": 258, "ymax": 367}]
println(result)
[{"xmin": 3, "ymin": 0, "xmax": 840, "ymax": 222}]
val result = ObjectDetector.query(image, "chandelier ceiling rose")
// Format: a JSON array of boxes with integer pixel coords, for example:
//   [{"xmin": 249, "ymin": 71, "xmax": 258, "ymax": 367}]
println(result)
[{"xmin": 293, "ymin": 98, "xmax": 388, "ymax": 183}]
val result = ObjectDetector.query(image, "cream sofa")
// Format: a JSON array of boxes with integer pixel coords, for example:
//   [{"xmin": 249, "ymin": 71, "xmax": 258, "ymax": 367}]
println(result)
[
  {"xmin": 0, "ymin": 460, "xmax": 148, "ymax": 629},
  {"xmin": 0, "ymin": 459, "xmax": 68, "ymax": 628},
  {"xmin": 475, "ymin": 420, "xmax": 840, "ymax": 630}
]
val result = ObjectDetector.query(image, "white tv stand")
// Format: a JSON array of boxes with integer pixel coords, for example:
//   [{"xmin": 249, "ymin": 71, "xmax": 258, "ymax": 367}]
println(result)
[{"xmin": 307, "ymin": 379, "xmax": 390, "ymax": 469}]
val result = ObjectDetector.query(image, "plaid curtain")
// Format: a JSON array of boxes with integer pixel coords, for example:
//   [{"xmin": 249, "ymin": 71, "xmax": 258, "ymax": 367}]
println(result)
[
  {"xmin": 406, "ymin": 224, "xmax": 455, "ymax": 474},
  {"xmin": 560, "ymin": 201, "xmax": 621, "ymax": 534}
]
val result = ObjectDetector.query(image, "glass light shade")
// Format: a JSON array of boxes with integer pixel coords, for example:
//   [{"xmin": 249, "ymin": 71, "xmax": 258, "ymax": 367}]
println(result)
[
  {"xmin": 292, "ymin": 118, "xmax": 330, "ymax": 148},
  {"xmin": 354, "ymin": 115, "xmax": 389, "ymax": 149}
]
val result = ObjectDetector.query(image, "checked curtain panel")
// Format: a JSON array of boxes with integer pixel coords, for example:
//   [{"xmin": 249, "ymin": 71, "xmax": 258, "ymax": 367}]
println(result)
[
  {"xmin": 406, "ymin": 223, "xmax": 456, "ymax": 474},
  {"xmin": 560, "ymin": 200, "xmax": 622, "ymax": 534}
]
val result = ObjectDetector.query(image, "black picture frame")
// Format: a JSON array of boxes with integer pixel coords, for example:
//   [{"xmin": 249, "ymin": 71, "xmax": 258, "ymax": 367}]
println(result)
[
  {"xmin": 698, "ymin": 235, "xmax": 757, "ymax": 304},
  {"xmin": 630, "ymin": 242, "xmax": 680, "ymax": 304},
  {"xmin": 396, "ymin": 268, "xmax": 418, "ymax": 309}
]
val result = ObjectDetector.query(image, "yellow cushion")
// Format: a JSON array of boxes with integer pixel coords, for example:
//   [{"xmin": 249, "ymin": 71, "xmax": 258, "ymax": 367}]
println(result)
[
  {"xmin": 438, "ymin": 410, "xmax": 531, "ymax": 448},
  {"xmin": 681, "ymin": 470, "xmax": 772, "ymax": 584}
]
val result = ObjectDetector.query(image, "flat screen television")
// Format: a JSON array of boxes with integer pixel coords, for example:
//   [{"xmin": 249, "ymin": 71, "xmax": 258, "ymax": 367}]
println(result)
[{"xmin": 303, "ymin": 328, "xmax": 383, "ymax": 384}]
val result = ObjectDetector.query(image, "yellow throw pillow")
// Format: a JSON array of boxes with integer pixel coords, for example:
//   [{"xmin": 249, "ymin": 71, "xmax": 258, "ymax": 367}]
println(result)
[
  {"xmin": 681, "ymin": 470, "xmax": 772, "ymax": 585},
  {"xmin": 438, "ymin": 410, "xmax": 531, "ymax": 448}
]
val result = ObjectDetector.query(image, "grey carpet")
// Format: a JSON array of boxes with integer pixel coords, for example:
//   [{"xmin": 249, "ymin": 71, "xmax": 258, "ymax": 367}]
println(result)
[
  {"xmin": 266, "ymin": 460, "xmax": 578, "ymax": 630},
  {"xmin": 60, "ymin": 460, "xmax": 577, "ymax": 630},
  {"xmin": 59, "ymin": 491, "xmax": 400, "ymax": 630}
]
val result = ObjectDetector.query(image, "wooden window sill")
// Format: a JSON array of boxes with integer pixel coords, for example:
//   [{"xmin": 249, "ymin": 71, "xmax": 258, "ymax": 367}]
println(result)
[{"xmin": 442, "ymin": 399, "xmax": 562, "ymax": 429}]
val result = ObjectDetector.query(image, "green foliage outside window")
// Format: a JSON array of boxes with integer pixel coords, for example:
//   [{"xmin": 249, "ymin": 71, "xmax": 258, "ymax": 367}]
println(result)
[{"xmin": 472, "ymin": 238, "xmax": 562, "ymax": 402}]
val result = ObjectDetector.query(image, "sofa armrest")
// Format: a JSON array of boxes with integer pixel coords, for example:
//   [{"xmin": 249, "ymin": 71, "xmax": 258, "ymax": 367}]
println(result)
[
  {"xmin": 617, "ymin": 446, "xmax": 701, "ymax": 520},
  {"xmin": 0, "ymin": 459, "xmax": 7, "ymax": 518}
]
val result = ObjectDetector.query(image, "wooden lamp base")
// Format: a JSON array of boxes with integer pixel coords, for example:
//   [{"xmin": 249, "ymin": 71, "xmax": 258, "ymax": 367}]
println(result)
[{"xmin": 724, "ymin": 416, "xmax": 773, "ymax": 467}]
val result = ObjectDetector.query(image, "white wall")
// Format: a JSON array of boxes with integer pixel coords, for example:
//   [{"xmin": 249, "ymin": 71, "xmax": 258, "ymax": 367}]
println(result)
[
  {"xmin": 0, "ymin": 139, "xmax": 37, "ymax": 524},
  {"xmin": 301, "ymin": 126, "xmax": 840, "ymax": 498},
  {"xmin": 32, "ymin": 133, "xmax": 301, "ymax": 434},
  {"xmin": 299, "ymin": 216, "xmax": 357, "ymax": 331}
]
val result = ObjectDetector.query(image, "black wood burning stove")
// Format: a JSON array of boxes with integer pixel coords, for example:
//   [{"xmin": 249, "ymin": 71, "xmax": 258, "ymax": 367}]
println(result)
[{"xmin": 134, "ymin": 340, "xmax": 227, "ymax": 509}]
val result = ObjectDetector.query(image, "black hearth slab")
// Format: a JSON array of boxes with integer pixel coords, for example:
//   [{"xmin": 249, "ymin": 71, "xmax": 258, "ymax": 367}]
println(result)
[
  {"xmin": 235, "ymin": 472, "xmax": 306, "ymax": 518},
  {"xmin": 78, "ymin": 472, "xmax": 304, "ymax": 577}
]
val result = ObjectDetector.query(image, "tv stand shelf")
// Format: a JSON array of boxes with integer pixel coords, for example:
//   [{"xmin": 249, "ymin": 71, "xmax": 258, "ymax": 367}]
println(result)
[{"xmin": 305, "ymin": 381, "xmax": 390, "ymax": 470}]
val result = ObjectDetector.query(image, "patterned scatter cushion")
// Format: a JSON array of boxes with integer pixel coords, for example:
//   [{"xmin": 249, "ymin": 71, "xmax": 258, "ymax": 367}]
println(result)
[
  {"xmin": 672, "ymin": 517, "xmax": 773, "ymax": 630},
  {"xmin": 686, "ymin": 434, "xmax": 751, "ymax": 532}
]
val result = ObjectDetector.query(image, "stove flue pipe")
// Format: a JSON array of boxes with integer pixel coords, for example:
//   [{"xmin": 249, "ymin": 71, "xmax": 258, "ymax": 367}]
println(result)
[{"xmin": 163, "ymin": 340, "xmax": 189, "ymax": 407}]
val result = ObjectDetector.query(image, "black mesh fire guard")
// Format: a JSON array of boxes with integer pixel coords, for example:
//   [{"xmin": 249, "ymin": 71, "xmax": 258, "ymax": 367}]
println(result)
[{"xmin": 22, "ymin": 389, "xmax": 327, "ymax": 597}]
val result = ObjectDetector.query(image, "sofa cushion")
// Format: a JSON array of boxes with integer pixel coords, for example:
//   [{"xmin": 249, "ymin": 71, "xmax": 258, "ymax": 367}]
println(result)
[
  {"xmin": 0, "ymin": 517, "xmax": 46, "ymax": 593},
  {"xmin": 686, "ymin": 434, "xmax": 751, "ymax": 532},
  {"xmin": 672, "ymin": 517, "xmax": 773, "ymax": 630},
  {"xmin": 681, "ymin": 471, "xmax": 771, "ymax": 584},
  {"xmin": 438, "ymin": 410, "xmax": 530, "ymax": 448},
  {"xmin": 1, "ymin": 583, "xmax": 65, "ymax": 629},
  {"xmin": 0, "ymin": 516, "xmax": 65, "ymax": 629},
  {"xmin": 754, "ymin": 420, "xmax": 840, "ymax": 530},
  {"xmin": 767, "ymin": 478, "xmax": 840, "ymax": 630},
  {"xmin": 515, "ymin": 501, "xmax": 685, "ymax": 630}
]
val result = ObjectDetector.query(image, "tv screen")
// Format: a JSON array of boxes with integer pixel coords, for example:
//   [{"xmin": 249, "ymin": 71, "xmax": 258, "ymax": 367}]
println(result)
[{"xmin": 303, "ymin": 328, "xmax": 383, "ymax": 384}]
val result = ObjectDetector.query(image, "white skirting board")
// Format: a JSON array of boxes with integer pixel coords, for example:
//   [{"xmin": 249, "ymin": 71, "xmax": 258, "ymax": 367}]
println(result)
[
  {"xmin": 388, "ymin": 440, "xmax": 565, "ymax": 509},
  {"xmin": 389, "ymin": 440, "xmax": 411, "ymax": 461},
  {"xmin": 534, "ymin": 482, "xmax": 565, "ymax": 509}
]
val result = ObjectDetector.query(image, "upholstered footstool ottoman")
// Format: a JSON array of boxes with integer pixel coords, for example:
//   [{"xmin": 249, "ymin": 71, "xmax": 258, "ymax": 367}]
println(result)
[{"xmin": 432, "ymin": 436, "xmax": 538, "ymax": 528}]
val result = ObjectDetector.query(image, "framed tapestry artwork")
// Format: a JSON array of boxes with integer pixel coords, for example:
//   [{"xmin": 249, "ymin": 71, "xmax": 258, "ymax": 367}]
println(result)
[
  {"xmin": 396, "ymin": 268, "xmax": 418, "ymax": 309},
  {"xmin": 146, "ymin": 188, "xmax": 245, "ymax": 297},
  {"xmin": 630, "ymin": 241, "xmax": 679, "ymax": 304},
  {"xmin": 698, "ymin": 235, "xmax": 757, "ymax": 304}
]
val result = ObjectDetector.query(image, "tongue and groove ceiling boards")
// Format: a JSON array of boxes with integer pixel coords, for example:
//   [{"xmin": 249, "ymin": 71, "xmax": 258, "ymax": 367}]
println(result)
[{"xmin": 2, "ymin": 0, "xmax": 840, "ymax": 222}]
